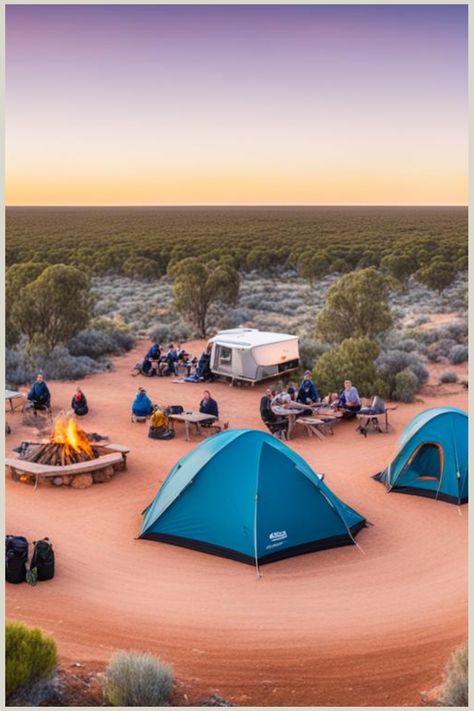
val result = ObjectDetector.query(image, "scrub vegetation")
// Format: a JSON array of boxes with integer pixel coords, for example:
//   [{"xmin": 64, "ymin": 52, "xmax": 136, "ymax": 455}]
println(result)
[
  {"xmin": 437, "ymin": 643, "xmax": 468, "ymax": 707},
  {"xmin": 6, "ymin": 621, "xmax": 58, "ymax": 700},
  {"xmin": 103, "ymin": 651, "xmax": 174, "ymax": 707},
  {"xmin": 5, "ymin": 206, "xmax": 468, "ymax": 399}
]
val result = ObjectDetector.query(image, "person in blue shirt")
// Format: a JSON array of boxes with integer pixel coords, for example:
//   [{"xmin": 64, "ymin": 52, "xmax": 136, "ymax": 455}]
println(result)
[
  {"xmin": 337, "ymin": 379, "xmax": 362, "ymax": 418},
  {"xmin": 297, "ymin": 371, "xmax": 320, "ymax": 405},
  {"xmin": 146, "ymin": 343, "xmax": 161, "ymax": 361},
  {"xmin": 132, "ymin": 387, "xmax": 154, "ymax": 418},
  {"xmin": 27, "ymin": 374, "xmax": 51, "ymax": 410}
]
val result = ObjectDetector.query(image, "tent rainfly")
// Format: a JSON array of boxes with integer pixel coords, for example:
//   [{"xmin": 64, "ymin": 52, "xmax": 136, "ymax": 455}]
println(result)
[
  {"xmin": 140, "ymin": 429, "xmax": 367, "ymax": 568},
  {"xmin": 208, "ymin": 328, "xmax": 299, "ymax": 384},
  {"xmin": 373, "ymin": 407, "xmax": 468, "ymax": 504}
]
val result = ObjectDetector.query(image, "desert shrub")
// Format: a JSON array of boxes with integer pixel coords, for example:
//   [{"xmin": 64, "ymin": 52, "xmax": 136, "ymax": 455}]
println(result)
[
  {"xmin": 439, "ymin": 371, "xmax": 459, "ymax": 384},
  {"xmin": 427, "ymin": 339, "xmax": 458, "ymax": 363},
  {"xmin": 392, "ymin": 368, "xmax": 419, "ymax": 403},
  {"xmin": 448, "ymin": 345, "xmax": 468, "ymax": 365},
  {"xmin": 313, "ymin": 337, "xmax": 388, "ymax": 398},
  {"xmin": 316, "ymin": 268, "xmax": 393, "ymax": 344},
  {"xmin": 6, "ymin": 621, "xmax": 58, "ymax": 699},
  {"xmin": 415, "ymin": 258, "xmax": 457, "ymax": 292},
  {"xmin": 376, "ymin": 350, "xmax": 429, "ymax": 394},
  {"xmin": 437, "ymin": 643, "xmax": 468, "ymax": 707},
  {"xmin": 103, "ymin": 651, "xmax": 174, "ymax": 707},
  {"xmin": 298, "ymin": 337, "xmax": 330, "ymax": 371},
  {"xmin": 38, "ymin": 347, "xmax": 110, "ymax": 381},
  {"xmin": 6, "ymin": 347, "xmax": 36, "ymax": 388},
  {"xmin": 440, "ymin": 321, "xmax": 468, "ymax": 343},
  {"xmin": 69, "ymin": 328, "xmax": 135, "ymax": 358},
  {"xmin": 149, "ymin": 322, "xmax": 191, "ymax": 344}
]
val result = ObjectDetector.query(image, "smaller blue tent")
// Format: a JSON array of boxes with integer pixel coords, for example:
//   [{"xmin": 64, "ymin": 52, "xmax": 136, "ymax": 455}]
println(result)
[
  {"xmin": 140, "ymin": 429, "xmax": 366, "ymax": 566},
  {"xmin": 374, "ymin": 407, "xmax": 468, "ymax": 504}
]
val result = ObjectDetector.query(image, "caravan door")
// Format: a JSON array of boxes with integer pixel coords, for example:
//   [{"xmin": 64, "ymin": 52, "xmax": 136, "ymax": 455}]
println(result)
[{"xmin": 213, "ymin": 344, "xmax": 234, "ymax": 375}]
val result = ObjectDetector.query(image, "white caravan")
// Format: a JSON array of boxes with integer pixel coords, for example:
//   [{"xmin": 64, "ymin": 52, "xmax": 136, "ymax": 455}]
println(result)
[{"xmin": 209, "ymin": 328, "xmax": 299, "ymax": 384}]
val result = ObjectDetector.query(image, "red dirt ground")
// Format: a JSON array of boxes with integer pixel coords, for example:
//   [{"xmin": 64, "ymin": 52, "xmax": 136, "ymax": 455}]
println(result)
[{"xmin": 5, "ymin": 341, "xmax": 468, "ymax": 706}]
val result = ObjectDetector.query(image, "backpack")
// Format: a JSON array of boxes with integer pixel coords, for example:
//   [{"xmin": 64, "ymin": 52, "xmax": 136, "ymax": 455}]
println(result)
[
  {"xmin": 167, "ymin": 405, "xmax": 184, "ymax": 415},
  {"xmin": 5, "ymin": 535, "xmax": 29, "ymax": 584},
  {"xmin": 30, "ymin": 538, "xmax": 55, "ymax": 581}
]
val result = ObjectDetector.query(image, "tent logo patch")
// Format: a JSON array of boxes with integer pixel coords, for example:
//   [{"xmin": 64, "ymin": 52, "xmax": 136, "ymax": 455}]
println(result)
[{"xmin": 269, "ymin": 530, "xmax": 287, "ymax": 541}]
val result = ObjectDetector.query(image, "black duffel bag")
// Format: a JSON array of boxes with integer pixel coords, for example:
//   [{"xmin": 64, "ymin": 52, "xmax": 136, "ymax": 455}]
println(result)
[
  {"xmin": 148, "ymin": 426, "xmax": 176, "ymax": 440},
  {"xmin": 6, "ymin": 535, "xmax": 29, "ymax": 584},
  {"xmin": 31, "ymin": 538, "xmax": 55, "ymax": 581}
]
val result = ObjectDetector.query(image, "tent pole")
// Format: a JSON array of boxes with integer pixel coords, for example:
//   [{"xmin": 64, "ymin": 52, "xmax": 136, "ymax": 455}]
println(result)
[
  {"xmin": 253, "ymin": 492, "xmax": 262, "ymax": 579},
  {"xmin": 450, "ymin": 418, "xmax": 462, "ymax": 506},
  {"xmin": 318, "ymin": 489, "xmax": 365, "ymax": 555}
]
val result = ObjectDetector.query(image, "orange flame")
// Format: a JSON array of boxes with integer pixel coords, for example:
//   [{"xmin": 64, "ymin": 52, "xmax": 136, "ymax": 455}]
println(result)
[{"xmin": 50, "ymin": 416, "xmax": 94, "ymax": 458}]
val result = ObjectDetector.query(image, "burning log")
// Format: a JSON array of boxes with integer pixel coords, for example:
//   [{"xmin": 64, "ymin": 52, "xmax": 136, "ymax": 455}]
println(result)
[{"xmin": 23, "ymin": 416, "xmax": 100, "ymax": 467}]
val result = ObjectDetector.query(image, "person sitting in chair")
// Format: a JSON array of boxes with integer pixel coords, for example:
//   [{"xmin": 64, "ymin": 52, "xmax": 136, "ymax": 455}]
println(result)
[
  {"xmin": 297, "ymin": 371, "xmax": 320, "ymax": 405},
  {"xmin": 27, "ymin": 374, "xmax": 51, "ymax": 410},
  {"xmin": 337, "ymin": 379, "xmax": 361, "ymax": 418},
  {"xmin": 132, "ymin": 386, "xmax": 154, "ymax": 418},
  {"xmin": 71, "ymin": 387, "xmax": 88, "ymax": 416},
  {"xmin": 260, "ymin": 388, "xmax": 288, "ymax": 440},
  {"xmin": 199, "ymin": 390, "xmax": 222, "ymax": 432}
]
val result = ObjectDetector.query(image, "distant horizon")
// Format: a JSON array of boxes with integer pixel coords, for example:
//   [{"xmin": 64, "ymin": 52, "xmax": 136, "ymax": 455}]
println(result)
[{"xmin": 6, "ymin": 203, "xmax": 468, "ymax": 209}]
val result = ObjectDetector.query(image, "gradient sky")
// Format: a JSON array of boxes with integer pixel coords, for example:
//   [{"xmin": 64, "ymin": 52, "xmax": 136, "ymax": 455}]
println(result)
[{"xmin": 6, "ymin": 4, "xmax": 468, "ymax": 206}]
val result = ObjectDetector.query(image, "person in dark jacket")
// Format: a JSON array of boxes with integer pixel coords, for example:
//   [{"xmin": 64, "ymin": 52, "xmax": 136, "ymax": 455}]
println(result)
[
  {"xmin": 27, "ymin": 374, "xmax": 51, "ymax": 410},
  {"xmin": 146, "ymin": 343, "xmax": 161, "ymax": 361},
  {"xmin": 132, "ymin": 387, "xmax": 154, "ymax": 418},
  {"xmin": 297, "ymin": 371, "xmax": 320, "ymax": 405},
  {"xmin": 199, "ymin": 390, "xmax": 221, "ymax": 432},
  {"xmin": 71, "ymin": 387, "xmax": 88, "ymax": 416},
  {"xmin": 260, "ymin": 388, "xmax": 288, "ymax": 439},
  {"xmin": 196, "ymin": 350, "xmax": 212, "ymax": 381}
]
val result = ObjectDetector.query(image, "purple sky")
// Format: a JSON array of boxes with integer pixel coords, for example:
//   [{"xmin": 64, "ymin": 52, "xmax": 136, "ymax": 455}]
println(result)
[{"xmin": 6, "ymin": 5, "xmax": 468, "ymax": 205}]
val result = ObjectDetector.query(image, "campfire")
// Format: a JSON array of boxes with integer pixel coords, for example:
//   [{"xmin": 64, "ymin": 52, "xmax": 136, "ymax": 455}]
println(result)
[{"xmin": 24, "ymin": 416, "xmax": 100, "ymax": 466}]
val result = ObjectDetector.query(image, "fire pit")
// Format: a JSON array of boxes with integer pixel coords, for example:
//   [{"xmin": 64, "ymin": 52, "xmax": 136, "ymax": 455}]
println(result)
[{"xmin": 5, "ymin": 415, "xmax": 129, "ymax": 489}]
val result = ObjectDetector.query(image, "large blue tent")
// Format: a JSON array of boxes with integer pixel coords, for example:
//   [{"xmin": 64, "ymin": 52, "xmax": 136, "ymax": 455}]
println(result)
[
  {"xmin": 140, "ymin": 429, "xmax": 366, "ymax": 565},
  {"xmin": 374, "ymin": 407, "xmax": 468, "ymax": 504}
]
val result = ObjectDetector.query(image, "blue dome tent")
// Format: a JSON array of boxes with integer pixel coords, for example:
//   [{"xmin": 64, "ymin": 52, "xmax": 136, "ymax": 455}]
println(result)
[
  {"xmin": 140, "ymin": 429, "xmax": 367, "ymax": 567},
  {"xmin": 374, "ymin": 407, "xmax": 468, "ymax": 504}
]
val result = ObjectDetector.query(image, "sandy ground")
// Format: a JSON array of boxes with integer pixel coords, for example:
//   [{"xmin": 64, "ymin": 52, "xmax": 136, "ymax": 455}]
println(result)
[{"xmin": 5, "ymin": 341, "xmax": 468, "ymax": 706}]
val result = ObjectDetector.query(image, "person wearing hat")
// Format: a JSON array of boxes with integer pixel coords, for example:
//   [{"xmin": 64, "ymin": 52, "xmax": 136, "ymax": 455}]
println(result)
[{"xmin": 297, "ymin": 370, "xmax": 320, "ymax": 405}]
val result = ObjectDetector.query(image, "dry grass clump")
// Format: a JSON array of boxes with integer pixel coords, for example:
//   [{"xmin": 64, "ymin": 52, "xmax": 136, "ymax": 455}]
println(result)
[
  {"xmin": 6, "ymin": 621, "xmax": 58, "ymax": 699},
  {"xmin": 103, "ymin": 651, "xmax": 174, "ymax": 706},
  {"xmin": 437, "ymin": 642, "xmax": 468, "ymax": 707}
]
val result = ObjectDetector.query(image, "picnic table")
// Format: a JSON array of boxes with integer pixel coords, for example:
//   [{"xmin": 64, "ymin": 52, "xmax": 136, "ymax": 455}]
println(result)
[
  {"xmin": 5, "ymin": 390, "xmax": 25, "ymax": 413},
  {"xmin": 168, "ymin": 411, "xmax": 217, "ymax": 441},
  {"xmin": 272, "ymin": 405, "xmax": 306, "ymax": 439}
]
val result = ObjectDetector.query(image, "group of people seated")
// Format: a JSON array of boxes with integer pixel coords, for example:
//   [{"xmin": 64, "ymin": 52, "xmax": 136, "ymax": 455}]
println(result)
[
  {"xmin": 131, "ymin": 386, "xmax": 222, "ymax": 432},
  {"xmin": 137, "ymin": 342, "xmax": 213, "ymax": 383},
  {"xmin": 260, "ymin": 373, "xmax": 363, "ymax": 439},
  {"xmin": 26, "ymin": 374, "xmax": 89, "ymax": 417}
]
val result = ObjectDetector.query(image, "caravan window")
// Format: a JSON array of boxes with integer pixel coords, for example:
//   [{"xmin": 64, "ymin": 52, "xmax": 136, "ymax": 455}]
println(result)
[{"xmin": 217, "ymin": 346, "xmax": 232, "ymax": 366}]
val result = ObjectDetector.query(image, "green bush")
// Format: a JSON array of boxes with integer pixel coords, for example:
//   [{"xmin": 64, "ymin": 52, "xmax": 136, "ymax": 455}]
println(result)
[
  {"xmin": 6, "ymin": 621, "xmax": 58, "ymax": 698},
  {"xmin": 437, "ymin": 643, "xmax": 468, "ymax": 707},
  {"xmin": 392, "ymin": 368, "xmax": 418, "ymax": 403},
  {"xmin": 316, "ymin": 268, "xmax": 393, "ymax": 344},
  {"xmin": 313, "ymin": 337, "xmax": 388, "ymax": 398},
  {"xmin": 103, "ymin": 651, "xmax": 174, "ymax": 706}
]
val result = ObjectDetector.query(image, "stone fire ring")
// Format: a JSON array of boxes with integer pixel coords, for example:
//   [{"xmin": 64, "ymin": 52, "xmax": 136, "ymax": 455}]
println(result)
[{"xmin": 5, "ymin": 444, "xmax": 129, "ymax": 489}]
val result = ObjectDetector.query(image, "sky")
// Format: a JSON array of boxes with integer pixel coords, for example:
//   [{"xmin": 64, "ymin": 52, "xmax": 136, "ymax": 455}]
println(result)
[{"xmin": 5, "ymin": 4, "xmax": 468, "ymax": 206}]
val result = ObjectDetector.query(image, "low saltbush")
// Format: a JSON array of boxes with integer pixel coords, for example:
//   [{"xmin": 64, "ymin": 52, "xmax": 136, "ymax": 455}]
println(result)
[
  {"xmin": 437, "ymin": 642, "xmax": 468, "ymax": 707},
  {"xmin": 376, "ymin": 350, "xmax": 429, "ymax": 391},
  {"xmin": 392, "ymin": 368, "xmax": 419, "ymax": 403},
  {"xmin": 39, "ymin": 347, "xmax": 110, "ymax": 381},
  {"xmin": 427, "ymin": 339, "xmax": 458, "ymax": 363},
  {"xmin": 69, "ymin": 327, "xmax": 135, "ymax": 358},
  {"xmin": 6, "ymin": 621, "xmax": 58, "ymax": 699},
  {"xmin": 103, "ymin": 651, "xmax": 174, "ymax": 707},
  {"xmin": 439, "ymin": 371, "xmax": 459, "ymax": 384},
  {"xmin": 448, "ymin": 345, "xmax": 468, "ymax": 365}
]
